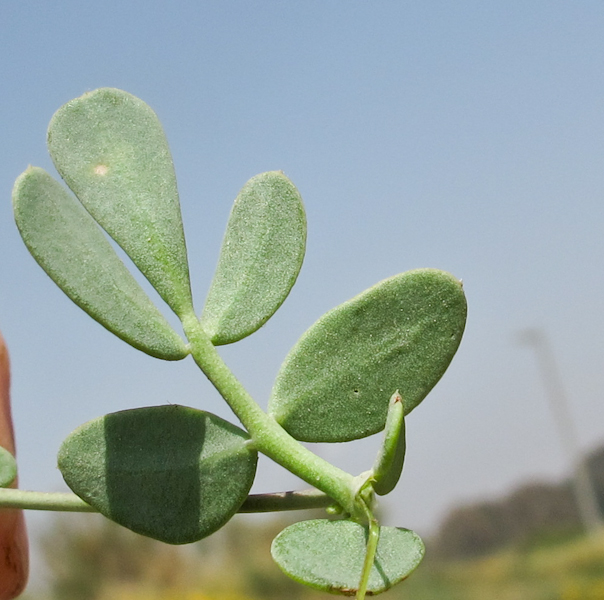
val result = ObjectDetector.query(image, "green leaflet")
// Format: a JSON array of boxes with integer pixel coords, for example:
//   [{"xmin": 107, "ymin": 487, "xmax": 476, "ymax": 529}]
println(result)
[
  {"xmin": 0, "ymin": 446, "xmax": 17, "ymax": 488},
  {"xmin": 58, "ymin": 405, "xmax": 258, "ymax": 544},
  {"xmin": 13, "ymin": 167, "xmax": 188, "ymax": 361},
  {"xmin": 269, "ymin": 269, "xmax": 467, "ymax": 442},
  {"xmin": 371, "ymin": 391, "xmax": 406, "ymax": 496},
  {"xmin": 271, "ymin": 520, "xmax": 424, "ymax": 596},
  {"xmin": 201, "ymin": 171, "xmax": 306, "ymax": 345},
  {"xmin": 47, "ymin": 88, "xmax": 194, "ymax": 319}
]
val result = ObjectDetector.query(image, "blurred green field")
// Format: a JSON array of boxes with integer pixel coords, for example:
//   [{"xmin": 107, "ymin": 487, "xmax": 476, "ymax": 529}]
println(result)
[
  {"xmin": 19, "ymin": 516, "xmax": 604, "ymax": 600},
  {"xmin": 395, "ymin": 530, "xmax": 604, "ymax": 600}
]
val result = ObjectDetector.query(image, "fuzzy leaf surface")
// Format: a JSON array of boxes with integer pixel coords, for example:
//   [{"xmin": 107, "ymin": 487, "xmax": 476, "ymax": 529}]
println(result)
[
  {"xmin": 201, "ymin": 171, "xmax": 306, "ymax": 345},
  {"xmin": 13, "ymin": 168, "xmax": 188, "ymax": 361},
  {"xmin": 58, "ymin": 405, "xmax": 257, "ymax": 544},
  {"xmin": 0, "ymin": 447, "xmax": 16, "ymax": 488},
  {"xmin": 47, "ymin": 88, "xmax": 193, "ymax": 318},
  {"xmin": 271, "ymin": 519, "xmax": 424, "ymax": 596},
  {"xmin": 269, "ymin": 269, "xmax": 466, "ymax": 442}
]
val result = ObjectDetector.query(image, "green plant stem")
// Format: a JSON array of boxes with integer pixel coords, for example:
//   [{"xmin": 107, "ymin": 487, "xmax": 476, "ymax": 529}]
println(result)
[
  {"xmin": 239, "ymin": 489, "xmax": 333, "ymax": 513},
  {"xmin": 0, "ymin": 487, "xmax": 333, "ymax": 513},
  {"xmin": 356, "ymin": 499, "xmax": 381, "ymax": 600},
  {"xmin": 182, "ymin": 314, "xmax": 360, "ymax": 518},
  {"xmin": 0, "ymin": 489, "xmax": 96, "ymax": 512}
]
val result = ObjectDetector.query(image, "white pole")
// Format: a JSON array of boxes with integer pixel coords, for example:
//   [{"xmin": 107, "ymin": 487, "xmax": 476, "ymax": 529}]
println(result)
[{"xmin": 518, "ymin": 328, "xmax": 603, "ymax": 533}]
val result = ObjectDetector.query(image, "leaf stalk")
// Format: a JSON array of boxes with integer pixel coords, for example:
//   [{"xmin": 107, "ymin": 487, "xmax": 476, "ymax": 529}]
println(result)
[{"xmin": 182, "ymin": 313, "xmax": 360, "ymax": 518}]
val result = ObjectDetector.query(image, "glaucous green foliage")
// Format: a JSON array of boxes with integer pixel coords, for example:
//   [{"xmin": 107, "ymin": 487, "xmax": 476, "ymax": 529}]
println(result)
[
  {"xmin": 58, "ymin": 405, "xmax": 258, "ymax": 544},
  {"xmin": 272, "ymin": 520, "xmax": 425, "ymax": 595},
  {"xmin": 268, "ymin": 269, "xmax": 466, "ymax": 442},
  {"xmin": 6, "ymin": 88, "xmax": 467, "ymax": 599},
  {"xmin": 13, "ymin": 167, "xmax": 188, "ymax": 360},
  {"xmin": 0, "ymin": 447, "xmax": 16, "ymax": 489},
  {"xmin": 201, "ymin": 170, "xmax": 306, "ymax": 345}
]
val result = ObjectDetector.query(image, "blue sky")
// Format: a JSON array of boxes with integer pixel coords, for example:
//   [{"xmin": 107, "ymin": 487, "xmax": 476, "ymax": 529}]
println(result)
[{"xmin": 2, "ymin": 0, "xmax": 604, "ymax": 562}]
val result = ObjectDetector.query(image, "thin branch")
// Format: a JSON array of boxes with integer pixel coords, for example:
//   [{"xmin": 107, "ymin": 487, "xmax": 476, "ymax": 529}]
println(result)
[
  {"xmin": 239, "ymin": 489, "xmax": 334, "ymax": 513},
  {"xmin": 0, "ymin": 487, "xmax": 334, "ymax": 515}
]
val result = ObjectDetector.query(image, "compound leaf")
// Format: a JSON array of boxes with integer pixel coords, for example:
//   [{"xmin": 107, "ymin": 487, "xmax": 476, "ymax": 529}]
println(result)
[
  {"xmin": 13, "ymin": 167, "xmax": 188, "ymax": 361},
  {"xmin": 269, "ymin": 269, "xmax": 466, "ymax": 442},
  {"xmin": 47, "ymin": 88, "xmax": 194, "ymax": 319},
  {"xmin": 271, "ymin": 519, "xmax": 424, "ymax": 596},
  {"xmin": 0, "ymin": 446, "xmax": 16, "ymax": 488},
  {"xmin": 201, "ymin": 171, "xmax": 306, "ymax": 345},
  {"xmin": 58, "ymin": 405, "xmax": 257, "ymax": 544}
]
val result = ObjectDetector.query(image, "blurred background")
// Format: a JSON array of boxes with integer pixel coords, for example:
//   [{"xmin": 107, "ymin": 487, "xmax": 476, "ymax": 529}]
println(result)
[{"xmin": 1, "ymin": 2, "xmax": 604, "ymax": 598}]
